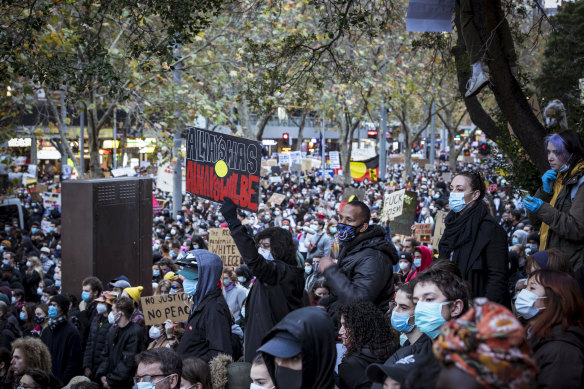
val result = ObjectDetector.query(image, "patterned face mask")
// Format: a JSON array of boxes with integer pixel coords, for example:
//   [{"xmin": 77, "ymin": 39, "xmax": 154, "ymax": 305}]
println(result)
[{"xmin": 336, "ymin": 223, "xmax": 359, "ymax": 242}]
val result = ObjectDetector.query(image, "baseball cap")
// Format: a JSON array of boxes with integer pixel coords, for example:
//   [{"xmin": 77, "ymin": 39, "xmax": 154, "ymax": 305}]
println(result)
[
  {"xmin": 399, "ymin": 252, "xmax": 413, "ymax": 263},
  {"xmin": 258, "ymin": 331, "xmax": 302, "ymax": 358},
  {"xmin": 366, "ymin": 354, "xmax": 420, "ymax": 384},
  {"xmin": 176, "ymin": 251, "xmax": 199, "ymax": 280},
  {"xmin": 109, "ymin": 280, "xmax": 131, "ymax": 289}
]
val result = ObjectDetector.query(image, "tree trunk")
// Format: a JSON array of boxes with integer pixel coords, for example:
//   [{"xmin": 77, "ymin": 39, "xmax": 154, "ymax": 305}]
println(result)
[
  {"xmin": 404, "ymin": 129, "xmax": 412, "ymax": 178},
  {"xmin": 448, "ymin": 131, "xmax": 457, "ymax": 172},
  {"xmin": 296, "ymin": 111, "xmax": 307, "ymax": 151}
]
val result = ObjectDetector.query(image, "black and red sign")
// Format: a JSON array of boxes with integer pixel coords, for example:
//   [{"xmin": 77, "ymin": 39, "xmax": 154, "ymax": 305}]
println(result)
[{"xmin": 185, "ymin": 127, "xmax": 261, "ymax": 212}]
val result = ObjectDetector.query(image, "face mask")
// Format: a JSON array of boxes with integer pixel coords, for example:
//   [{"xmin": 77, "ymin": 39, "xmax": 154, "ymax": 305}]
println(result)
[
  {"xmin": 545, "ymin": 117, "xmax": 557, "ymax": 128},
  {"xmin": 81, "ymin": 291, "xmax": 91, "ymax": 301},
  {"xmin": 258, "ymin": 247, "xmax": 274, "ymax": 261},
  {"xmin": 223, "ymin": 278, "xmax": 233, "ymax": 287},
  {"xmin": 449, "ymin": 192, "xmax": 470, "ymax": 213},
  {"xmin": 34, "ymin": 316, "xmax": 46, "ymax": 325},
  {"xmin": 399, "ymin": 333, "xmax": 408, "ymax": 346},
  {"xmin": 19, "ymin": 312, "xmax": 27, "ymax": 321},
  {"xmin": 170, "ymin": 251, "xmax": 178, "ymax": 258},
  {"xmin": 511, "ymin": 237, "xmax": 519, "ymax": 245},
  {"xmin": 11, "ymin": 296, "xmax": 16, "ymax": 304},
  {"xmin": 31, "ymin": 228, "xmax": 38, "ymax": 234},
  {"xmin": 56, "ymin": 245, "xmax": 61, "ymax": 250},
  {"xmin": 48, "ymin": 305, "xmax": 58, "ymax": 319},
  {"xmin": 183, "ymin": 278, "xmax": 198, "ymax": 296},
  {"xmin": 399, "ymin": 262, "xmax": 410, "ymax": 271},
  {"xmin": 337, "ymin": 223, "xmax": 359, "ymax": 242},
  {"xmin": 27, "ymin": 261, "xmax": 32, "ymax": 267},
  {"xmin": 413, "ymin": 258, "xmax": 422, "ymax": 268},
  {"xmin": 170, "ymin": 229, "xmax": 177, "ymax": 235},
  {"xmin": 107, "ymin": 311, "xmax": 117, "ymax": 324},
  {"xmin": 241, "ymin": 306, "xmax": 245, "ymax": 318},
  {"xmin": 414, "ymin": 301, "xmax": 451, "ymax": 339},
  {"xmin": 4, "ymin": 227, "xmax": 10, "ymax": 232},
  {"xmin": 193, "ymin": 244, "xmax": 199, "ymax": 249},
  {"xmin": 41, "ymin": 296, "xmax": 48, "ymax": 303},
  {"xmin": 251, "ymin": 384, "xmax": 275, "ymax": 389},
  {"xmin": 529, "ymin": 244, "xmax": 538, "ymax": 252},
  {"xmin": 48, "ymin": 227, "xmax": 54, "ymax": 233},
  {"xmin": 264, "ymin": 215, "xmax": 271, "ymax": 221},
  {"xmin": 2, "ymin": 259, "xmax": 8, "ymax": 265},
  {"xmin": 310, "ymin": 224, "xmax": 319, "ymax": 231},
  {"xmin": 152, "ymin": 245, "xmax": 159, "ymax": 251},
  {"xmin": 238, "ymin": 276, "xmax": 246, "ymax": 283},
  {"xmin": 329, "ymin": 227, "xmax": 337, "ymax": 234},
  {"xmin": 391, "ymin": 310, "xmax": 414, "ymax": 333},
  {"xmin": 305, "ymin": 266, "xmax": 312, "ymax": 274},
  {"xmin": 558, "ymin": 162, "xmax": 570, "ymax": 173},
  {"xmin": 96, "ymin": 303, "xmax": 108, "ymax": 315},
  {"xmin": 55, "ymin": 280, "xmax": 61, "ymax": 287},
  {"xmin": 149, "ymin": 326, "xmax": 162, "ymax": 339},
  {"xmin": 37, "ymin": 287, "xmax": 43, "ymax": 295},
  {"xmin": 153, "ymin": 270, "xmax": 160, "ymax": 277},
  {"xmin": 275, "ymin": 365, "xmax": 302, "ymax": 389},
  {"xmin": 515, "ymin": 289, "xmax": 546, "ymax": 320},
  {"xmin": 281, "ymin": 225, "xmax": 289, "ymax": 231}
]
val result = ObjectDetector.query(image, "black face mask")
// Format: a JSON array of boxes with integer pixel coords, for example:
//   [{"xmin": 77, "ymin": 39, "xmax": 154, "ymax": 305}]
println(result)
[
  {"xmin": 275, "ymin": 365, "xmax": 302, "ymax": 389},
  {"xmin": 34, "ymin": 316, "xmax": 46, "ymax": 325}
]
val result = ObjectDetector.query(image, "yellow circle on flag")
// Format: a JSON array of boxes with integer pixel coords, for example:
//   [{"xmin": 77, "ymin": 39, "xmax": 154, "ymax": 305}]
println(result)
[{"xmin": 215, "ymin": 160, "xmax": 228, "ymax": 178}]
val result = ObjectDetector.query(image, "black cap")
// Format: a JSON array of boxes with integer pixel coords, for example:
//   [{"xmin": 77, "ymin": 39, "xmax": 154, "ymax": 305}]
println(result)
[
  {"xmin": 366, "ymin": 354, "xmax": 421, "ymax": 384},
  {"xmin": 399, "ymin": 252, "xmax": 413, "ymax": 263}
]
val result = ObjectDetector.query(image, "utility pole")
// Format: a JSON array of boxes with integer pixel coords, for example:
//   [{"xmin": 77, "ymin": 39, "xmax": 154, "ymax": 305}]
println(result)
[
  {"xmin": 80, "ymin": 107, "xmax": 85, "ymax": 177},
  {"xmin": 379, "ymin": 100, "xmax": 388, "ymax": 181},
  {"xmin": 430, "ymin": 100, "xmax": 436, "ymax": 165},
  {"xmin": 321, "ymin": 111, "xmax": 325, "ymax": 178},
  {"xmin": 60, "ymin": 92, "xmax": 69, "ymax": 179},
  {"xmin": 172, "ymin": 44, "xmax": 183, "ymax": 219}
]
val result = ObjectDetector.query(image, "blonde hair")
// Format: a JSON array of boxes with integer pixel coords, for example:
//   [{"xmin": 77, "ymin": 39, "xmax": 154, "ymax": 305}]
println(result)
[{"xmin": 11, "ymin": 337, "xmax": 52, "ymax": 374}]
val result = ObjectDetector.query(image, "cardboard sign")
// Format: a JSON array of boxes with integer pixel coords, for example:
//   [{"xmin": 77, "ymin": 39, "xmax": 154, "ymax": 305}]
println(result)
[
  {"xmin": 268, "ymin": 193, "xmax": 286, "ymax": 205},
  {"xmin": 414, "ymin": 223, "xmax": 432, "ymax": 243},
  {"xmin": 289, "ymin": 151, "xmax": 302, "ymax": 164},
  {"xmin": 382, "ymin": 189, "xmax": 406, "ymax": 222},
  {"xmin": 290, "ymin": 163, "xmax": 302, "ymax": 172},
  {"xmin": 208, "ymin": 228, "xmax": 241, "ymax": 267},
  {"xmin": 42, "ymin": 192, "xmax": 61, "ymax": 209},
  {"xmin": 431, "ymin": 210, "xmax": 448, "ymax": 249},
  {"xmin": 442, "ymin": 172, "xmax": 452, "ymax": 184},
  {"xmin": 157, "ymin": 163, "xmax": 186, "ymax": 193},
  {"xmin": 111, "ymin": 167, "xmax": 136, "ymax": 177},
  {"xmin": 185, "ymin": 127, "xmax": 262, "ymax": 212},
  {"xmin": 488, "ymin": 183, "xmax": 498, "ymax": 193},
  {"xmin": 141, "ymin": 293, "xmax": 191, "ymax": 325},
  {"xmin": 269, "ymin": 176, "xmax": 282, "ymax": 184},
  {"xmin": 266, "ymin": 159, "xmax": 278, "ymax": 167},
  {"xmin": 390, "ymin": 191, "xmax": 418, "ymax": 235},
  {"xmin": 342, "ymin": 187, "xmax": 366, "ymax": 203},
  {"xmin": 425, "ymin": 164, "xmax": 435, "ymax": 171},
  {"xmin": 329, "ymin": 151, "xmax": 341, "ymax": 169}
]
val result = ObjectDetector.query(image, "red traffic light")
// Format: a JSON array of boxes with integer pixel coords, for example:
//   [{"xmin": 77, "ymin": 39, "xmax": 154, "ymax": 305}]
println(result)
[
  {"xmin": 367, "ymin": 130, "xmax": 378, "ymax": 139},
  {"xmin": 283, "ymin": 133, "xmax": 289, "ymax": 140}
]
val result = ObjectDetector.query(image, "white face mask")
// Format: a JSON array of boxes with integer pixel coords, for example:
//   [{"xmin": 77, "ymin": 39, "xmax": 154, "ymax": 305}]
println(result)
[
  {"xmin": 250, "ymin": 383, "xmax": 275, "ymax": 389},
  {"xmin": 149, "ymin": 325, "xmax": 162, "ymax": 339},
  {"xmin": 108, "ymin": 311, "xmax": 119, "ymax": 325},
  {"xmin": 96, "ymin": 303, "xmax": 108, "ymax": 315},
  {"xmin": 258, "ymin": 247, "xmax": 273, "ymax": 261}
]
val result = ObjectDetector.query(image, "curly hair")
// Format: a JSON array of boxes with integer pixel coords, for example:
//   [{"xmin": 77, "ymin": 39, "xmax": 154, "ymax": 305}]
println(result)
[
  {"xmin": 11, "ymin": 337, "xmax": 52, "ymax": 374},
  {"xmin": 254, "ymin": 227, "xmax": 297, "ymax": 266},
  {"xmin": 338, "ymin": 300, "xmax": 397, "ymax": 361}
]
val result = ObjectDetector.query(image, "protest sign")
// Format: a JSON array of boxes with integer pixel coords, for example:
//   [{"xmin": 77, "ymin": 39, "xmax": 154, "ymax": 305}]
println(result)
[
  {"xmin": 185, "ymin": 127, "xmax": 262, "ymax": 212},
  {"xmin": 425, "ymin": 164, "xmax": 435, "ymax": 171},
  {"xmin": 42, "ymin": 192, "xmax": 61, "ymax": 209},
  {"xmin": 382, "ymin": 189, "xmax": 406, "ymax": 222},
  {"xmin": 290, "ymin": 163, "xmax": 302, "ymax": 173},
  {"xmin": 329, "ymin": 151, "xmax": 341, "ymax": 169},
  {"xmin": 414, "ymin": 223, "xmax": 432, "ymax": 243},
  {"xmin": 269, "ymin": 176, "xmax": 282, "ymax": 184},
  {"xmin": 301, "ymin": 159, "xmax": 312, "ymax": 172},
  {"xmin": 390, "ymin": 191, "xmax": 418, "ymax": 235},
  {"xmin": 290, "ymin": 151, "xmax": 302, "ymax": 164},
  {"xmin": 268, "ymin": 193, "xmax": 286, "ymax": 205},
  {"xmin": 157, "ymin": 163, "xmax": 186, "ymax": 193},
  {"xmin": 141, "ymin": 293, "xmax": 191, "ymax": 325},
  {"xmin": 431, "ymin": 210, "xmax": 448, "ymax": 249},
  {"xmin": 266, "ymin": 159, "xmax": 278, "ymax": 167},
  {"xmin": 111, "ymin": 167, "xmax": 136, "ymax": 177},
  {"xmin": 279, "ymin": 153, "xmax": 291, "ymax": 166},
  {"xmin": 208, "ymin": 228, "xmax": 241, "ymax": 267}
]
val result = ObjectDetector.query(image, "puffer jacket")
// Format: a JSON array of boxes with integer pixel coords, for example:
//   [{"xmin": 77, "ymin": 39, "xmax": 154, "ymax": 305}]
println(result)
[
  {"xmin": 83, "ymin": 313, "xmax": 111, "ymax": 376},
  {"xmin": 322, "ymin": 225, "xmax": 398, "ymax": 319},
  {"xmin": 529, "ymin": 168, "xmax": 584, "ymax": 271}
]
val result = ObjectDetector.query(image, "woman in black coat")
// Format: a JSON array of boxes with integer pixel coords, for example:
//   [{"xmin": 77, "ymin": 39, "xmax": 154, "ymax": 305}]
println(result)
[{"xmin": 438, "ymin": 171, "xmax": 509, "ymax": 305}]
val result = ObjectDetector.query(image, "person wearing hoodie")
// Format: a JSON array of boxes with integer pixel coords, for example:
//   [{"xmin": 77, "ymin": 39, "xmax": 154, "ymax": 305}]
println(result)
[
  {"xmin": 220, "ymin": 198, "xmax": 305, "ymax": 363},
  {"xmin": 516, "ymin": 269, "xmax": 584, "ymax": 389},
  {"xmin": 175, "ymin": 250, "xmax": 232, "ymax": 362},
  {"xmin": 257, "ymin": 307, "xmax": 336, "ymax": 389},
  {"xmin": 317, "ymin": 200, "xmax": 398, "ymax": 320}
]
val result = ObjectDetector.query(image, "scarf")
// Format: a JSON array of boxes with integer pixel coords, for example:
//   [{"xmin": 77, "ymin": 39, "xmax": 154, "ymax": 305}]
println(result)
[
  {"xmin": 48, "ymin": 315, "xmax": 67, "ymax": 332},
  {"xmin": 539, "ymin": 161, "xmax": 584, "ymax": 250},
  {"xmin": 438, "ymin": 201, "xmax": 489, "ymax": 276}
]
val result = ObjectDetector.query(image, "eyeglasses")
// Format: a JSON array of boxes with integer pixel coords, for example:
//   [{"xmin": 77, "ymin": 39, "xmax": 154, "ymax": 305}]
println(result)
[{"xmin": 133, "ymin": 374, "xmax": 174, "ymax": 385}]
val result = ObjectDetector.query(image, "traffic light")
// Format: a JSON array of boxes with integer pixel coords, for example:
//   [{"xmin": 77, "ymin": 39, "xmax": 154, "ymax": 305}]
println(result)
[
  {"xmin": 283, "ymin": 133, "xmax": 290, "ymax": 145},
  {"xmin": 367, "ymin": 130, "xmax": 378, "ymax": 139},
  {"xmin": 479, "ymin": 142, "xmax": 491, "ymax": 156}
]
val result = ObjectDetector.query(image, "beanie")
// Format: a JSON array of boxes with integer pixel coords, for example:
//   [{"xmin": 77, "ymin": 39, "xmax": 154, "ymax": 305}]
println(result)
[
  {"xmin": 124, "ymin": 286, "xmax": 143, "ymax": 304},
  {"xmin": 533, "ymin": 251, "xmax": 549, "ymax": 270},
  {"xmin": 50, "ymin": 294, "xmax": 70, "ymax": 316}
]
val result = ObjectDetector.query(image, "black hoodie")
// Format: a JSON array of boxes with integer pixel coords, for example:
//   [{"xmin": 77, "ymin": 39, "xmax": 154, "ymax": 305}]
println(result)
[
  {"xmin": 322, "ymin": 225, "xmax": 398, "ymax": 320},
  {"xmin": 261, "ymin": 307, "xmax": 336, "ymax": 389}
]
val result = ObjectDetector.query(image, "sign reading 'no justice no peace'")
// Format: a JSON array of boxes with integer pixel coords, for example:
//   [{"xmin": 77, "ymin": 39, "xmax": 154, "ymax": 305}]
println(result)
[{"xmin": 185, "ymin": 127, "xmax": 262, "ymax": 212}]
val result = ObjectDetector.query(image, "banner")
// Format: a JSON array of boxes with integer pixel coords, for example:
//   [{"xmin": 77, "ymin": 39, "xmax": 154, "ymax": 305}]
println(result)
[
  {"xmin": 329, "ymin": 151, "xmax": 341, "ymax": 169},
  {"xmin": 140, "ymin": 293, "xmax": 191, "ymax": 325},
  {"xmin": 42, "ymin": 192, "xmax": 61, "ymax": 209},
  {"xmin": 414, "ymin": 223, "xmax": 432, "ymax": 243},
  {"xmin": 390, "ymin": 191, "xmax": 418, "ymax": 235},
  {"xmin": 382, "ymin": 189, "xmax": 406, "ymax": 222},
  {"xmin": 157, "ymin": 163, "xmax": 186, "ymax": 193},
  {"xmin": 208, "ymin": 228, "xmax": 241, "ymax": 267},
  {"xmin": 432, "ymin": 210, "xmax": 448, "ymax": 249},
  {"xmin": 185, "ymin": 127, "xmax": 262, "ymax": 212}
]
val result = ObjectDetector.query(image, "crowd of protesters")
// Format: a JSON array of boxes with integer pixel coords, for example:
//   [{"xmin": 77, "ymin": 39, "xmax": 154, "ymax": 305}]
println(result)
[{"xmin": 0, "ymin": 129, "xmax": 583, "ymax": 389}]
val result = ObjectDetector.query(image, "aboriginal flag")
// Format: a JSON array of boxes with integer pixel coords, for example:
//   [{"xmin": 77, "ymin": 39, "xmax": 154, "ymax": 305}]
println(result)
[{"xmin": 350, "ymin": 155, "xmax": 379, "ymax": 182}]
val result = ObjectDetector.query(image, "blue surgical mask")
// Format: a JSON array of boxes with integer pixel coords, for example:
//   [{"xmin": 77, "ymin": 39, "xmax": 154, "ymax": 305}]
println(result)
[
  {"xmin": 305, "ymin": 266, "xmax": 312, "ymax": 274},
  {"xmin": 4, "ymin": 227, "xmax": 10, "ymax": 232},
  {"xmin": 448, "ymin": 192, "xmax": 469, "ymax": 213},
  {"xmin": 48, "ymin": 227, "xmax": 54, "ymax": 233},
  {"xmin": 512, "ymin": 237, "xmax": 519, "ymax": 245},
  {"xmin": 55, "ymin": 280, "xmax": 61, "ymax": 287},
  {"xmin": 48, "ymin": 305, "xmax": 58, "ymax": 319},
  {"xmin": 329, "ymin": 227, "xmax": 337, "ymax": 234},
  {"xmin": 2, "ymin": 259, "xmax": 8, "ymax": 265},
  {"xmin": 193, "ymin": 244, "xmax": 199, "ymax": 249},
  {"xmin": 19, "ymin": 312, "xmax": 27, "ymax": 321},
  {"xmin": 153, "ymin": 270, "xmax": 160, "ymax": 277},
  {"xmin": 31, "ymin": 227, "xmax": 39, "ymax": 234},
  {"xmin": 391, "ymin": 310, "xmax": 414, "ymax": 333},
  {"xmin": 81, "ymin": 291, "xmax": 91, "ymax": 301},
  {"xmin": 515, "ymin": 289, "xmax": 546, "ymax": 320},
  {"xmin": 414, "ymin": 301, "xmax": 451, "ymax": 339},
  {"xmin": 183, "ymin": 278, "xmax": 198, "ymax": 296},
  {"xmin": 337, "ymin": 223, "xmax": 359, "ymax": 242},
  {"xmin": 413, "ymin": 258, "xmax": 422, "ymax": 268},
  {"xmin": 170, "ymin": 251, "xmax": 178, "ymax": 258}
]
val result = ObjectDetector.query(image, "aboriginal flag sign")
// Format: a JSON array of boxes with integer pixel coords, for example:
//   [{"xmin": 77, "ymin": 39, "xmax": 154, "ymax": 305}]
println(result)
[{"xmin": 185, "ymin": 127, "xmax": 261, "ymax": 212}]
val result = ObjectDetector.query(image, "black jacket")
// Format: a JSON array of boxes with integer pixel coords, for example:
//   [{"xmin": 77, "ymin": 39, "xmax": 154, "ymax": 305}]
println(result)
[
  {"xmin": 338, "ymin": 348, "xmax": 383, "ymax": 389},
  {"xmin": 529, "ymin": 325, "xmax": 584, "ymax": 389},
  {"xmin": 83, "ymin": 313, "xmax": 112, "ymax": 375},
  {"xmin": 262, "ymin": 307, "xmax": 337, "ymax": 389},
  {"xmin": 322, "ymin": 225, "xmax": 397, "ymax": 318},
  {"xmin": 386, "ymin": 333, "xmax": 433, "ymax": 364},
  {"xmin": 96, "ymin": 321, "xmax": 144, "ymax": 389},
  {"xmin": 40, "ymin": 319, "xmax": 83, "ymax": 384},
  {"xmin": 78, "ymin": 301, "xmax": 98, "ymax": 351},
  {"xmin": 0, "ymin": 313, "xmax": 22, "ymax": 350},
  {"xmin": 176, "ymin": 287, "xmax": 233, "ymax": 362},
  {"xmin": 229, "ymin": 224, "xmax": 305, "ymax": 362}
]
